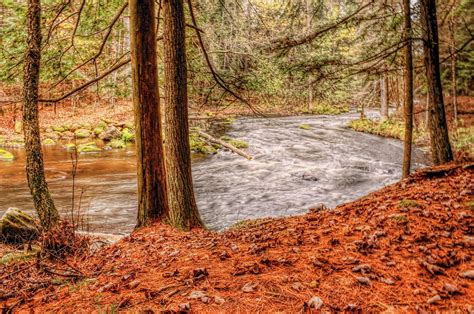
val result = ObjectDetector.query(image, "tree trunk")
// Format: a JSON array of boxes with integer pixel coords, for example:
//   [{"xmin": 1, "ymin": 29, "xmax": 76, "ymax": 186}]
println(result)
[
  {"xmin": 23, "ymin": 0, "xmax": 59, "ymax": 230},
  {"xmin": 449, "ymin": 17, "xmax": 458, "ymax": 127},
  {"xmin": 129, "ymin": 0, "xmax": 169, "ymax": 228},
  {"xmin": 420, "ymin": 0, "xmax": 453, "ymax": 165},
  {"xmin": 402, "ymin": 0, "xmax": 414, "ymax": 179},
  {"xmin": 380, "ymin": 75, "xmax": 389, "ymax": 119},
  {"xmin": 163, "ymin": 0, "xmax": 202, "ymax": 230}
]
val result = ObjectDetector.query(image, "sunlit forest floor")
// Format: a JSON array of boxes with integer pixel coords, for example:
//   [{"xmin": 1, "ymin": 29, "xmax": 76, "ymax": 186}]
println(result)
[{"xmin": 1, "ymin": 162, "xmax": 473, "ymax": 312}]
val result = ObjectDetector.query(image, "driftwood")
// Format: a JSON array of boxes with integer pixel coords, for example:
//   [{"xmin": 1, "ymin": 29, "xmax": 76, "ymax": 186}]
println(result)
[{"xmin": 197, "ymin": 130, "xmax": 252, "ymax": 160}]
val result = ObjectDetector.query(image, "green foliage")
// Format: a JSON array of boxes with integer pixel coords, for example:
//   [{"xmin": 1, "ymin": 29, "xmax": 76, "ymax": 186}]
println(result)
[
  {"xmin": 451, "ymin": 126, "xmax": 474, "ymax": 154},
  {"xmin": 310, "ymin": 102, "xmax": 349, "ymax": 115},
  {"xmin": 121, "ymin": 128, "xmax": 135, "ymax": 143},
  {"xmin": 189, "ymin": 133, "xmax": 217, "ymax": 154},
  {"xmin": 350, "ymin": 118, "xmax": 410, "ymax": 141}
]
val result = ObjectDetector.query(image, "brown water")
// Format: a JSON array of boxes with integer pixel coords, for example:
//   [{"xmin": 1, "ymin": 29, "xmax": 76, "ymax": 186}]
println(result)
[{"xmin": 0, "ymin": 113, "xmax": 428, "ymax": 234}]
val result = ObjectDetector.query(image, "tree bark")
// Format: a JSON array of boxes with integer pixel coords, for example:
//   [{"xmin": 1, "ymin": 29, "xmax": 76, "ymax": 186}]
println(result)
[
  {"xmin": 163, "ymin": 0, "xmax": 202, "ymax": 230},
  {"xmin": 129, "ymin": 0, "xmax": 169, "ymax": 228},
  {"xmin": 420, "ymin": 0, "xmax": 453, "ymax": 165},
  {"xmin": 402, "ymin": 0, "xmax": 414, "ymax": 179},
  {"xmin": 23, "ymin": 0, "xmax": 59, "ymax": 230}
]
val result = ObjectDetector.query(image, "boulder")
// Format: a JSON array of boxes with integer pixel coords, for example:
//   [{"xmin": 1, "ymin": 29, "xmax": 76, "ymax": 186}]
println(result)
[
  {"xmin": 0, "ymin": 208, "xmax": 39, "ymax": 244},
  {"xmin": 99, "ymin": 126, "xmax": 121, "ymax": 141}
]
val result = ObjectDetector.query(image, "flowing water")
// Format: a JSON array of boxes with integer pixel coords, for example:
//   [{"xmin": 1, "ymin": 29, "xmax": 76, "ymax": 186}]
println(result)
[{"xmin": 0, "ymin": 112, "xmax": 428, "ymax": 233}]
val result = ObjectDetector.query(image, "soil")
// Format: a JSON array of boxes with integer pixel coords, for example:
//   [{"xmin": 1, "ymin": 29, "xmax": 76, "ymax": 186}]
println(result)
[{"xmin": 1, "ymin": 163, "xmax": 473, "ymax": 313}]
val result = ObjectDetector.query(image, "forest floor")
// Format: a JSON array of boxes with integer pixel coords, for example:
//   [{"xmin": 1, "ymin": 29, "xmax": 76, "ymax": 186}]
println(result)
[{"xmin": 1, "ymin": 162, "xmax": 473, "ymax": 313}]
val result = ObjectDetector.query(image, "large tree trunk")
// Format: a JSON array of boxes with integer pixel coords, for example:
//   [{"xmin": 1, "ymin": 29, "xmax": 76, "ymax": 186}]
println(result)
[
  {"xmin": 129, "ymin": 0, "xmax": 169, "ymax": 228},
  {"xmin": 163, "ymin": 0, "xmax": 202, "ymax": 230},
  {"xmin": 420, "ymin": 0, "xmax": 453, "ymax": 165},
  {"xmin": 23, "ymin": 0, "xmax": 59, "ymax": 230},
  {"xmin": 402, "ymin": 0, "xmax": 414, "ymax": 179}
]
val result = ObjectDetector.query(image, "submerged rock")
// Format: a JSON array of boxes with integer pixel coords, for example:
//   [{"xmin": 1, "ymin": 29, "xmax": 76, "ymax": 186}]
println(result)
[{"xmin": 0, "ymin": 208, "xmax": 39, "ymax": 244}]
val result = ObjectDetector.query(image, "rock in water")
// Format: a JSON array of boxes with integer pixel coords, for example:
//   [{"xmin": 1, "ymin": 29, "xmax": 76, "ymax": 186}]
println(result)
[
  {"xmin": 99, "ymin": 126, "xmax": 121, "ymax": 141},
  {"xmin": 0, "ymin": 208, "xmax": 39, "ymax": 244}
]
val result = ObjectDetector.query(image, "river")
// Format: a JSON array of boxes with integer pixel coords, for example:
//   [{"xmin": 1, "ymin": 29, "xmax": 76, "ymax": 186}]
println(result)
[{"xmin": 0, "ymin": 112, "xmax": 428, "ymax": 233}]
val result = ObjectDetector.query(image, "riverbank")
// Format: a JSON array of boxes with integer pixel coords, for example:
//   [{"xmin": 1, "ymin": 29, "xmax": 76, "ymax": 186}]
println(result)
[
  {"xmin": 1, "ymin": 162, "xmax": 473, "ymax": 312},
  {"xmin": 349, "ymin": 97, "xmax": 474, "ymax": 159}
]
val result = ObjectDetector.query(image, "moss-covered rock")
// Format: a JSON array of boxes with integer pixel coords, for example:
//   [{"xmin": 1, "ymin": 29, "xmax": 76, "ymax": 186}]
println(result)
[
  {"xmin": 0, "ymin": 149, "xmax": 14, "ymax": 161},
  {"xmin": 0, "ymin": 208, "xmax": 39, "ymax": 244},
  {"xmin": 74, "ymin": 129, "xmax": 91, "ymax": 139},
  {"xmin": 64, "ymin": 143, "xmax": 76, "ymax": 151},
  {"xmin": 52, "ymin": 125, "xmax": 66, "ymax": 132},
  {"xmin": 121, "ymin": 128, "xmax": 135, "ymax": 143},
  {"xmin": 109, "ymin": 139, "xmax": 126, "ymax": 149},
  {"xmin": 77, "ymin": 142, "xmax": 101, "ymax": 153},
  {"xmin": 42, "ymin": 138, "xmax": 56, "ymax": 146}
]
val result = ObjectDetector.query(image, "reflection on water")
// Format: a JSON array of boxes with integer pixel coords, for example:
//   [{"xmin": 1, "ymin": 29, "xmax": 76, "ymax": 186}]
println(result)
[{"xmin": 0, "ymin": 113, "xmax": 427, "ymax": 234}]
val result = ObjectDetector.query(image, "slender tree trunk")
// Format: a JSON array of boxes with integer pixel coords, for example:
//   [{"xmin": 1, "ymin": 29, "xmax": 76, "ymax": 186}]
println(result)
[
  {"xmin": 129, "ymin": 0, "xmax": 169, "ymax": 228},
  {"xmin": 163, "ymin": 0, "xmax": 202, "ymax": 230},
  {"xmin": 420, "ymin": 0, "xmax": 453, "ymax": 165},
  {"xmin": 380, "ymin": 75, "xmax": 389, "ymax": 119},
  {"xmin": 23, "ymin": 0, "xmax": 59, "ymax": 230},
  {"xmin": 449, "ymin": 18, "xmax": 458, "ymax": 127},
  {"xmin": 402, "ymin": 0, "xmax": 414, "ymax": 178}
]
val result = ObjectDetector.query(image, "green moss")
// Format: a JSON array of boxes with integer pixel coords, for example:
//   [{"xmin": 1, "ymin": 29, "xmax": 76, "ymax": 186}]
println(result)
[
  {"xmin": 298, "ymin": 124, "xmax": 311, "ymax": 130},
  {"xmin": 109, "ymin": 139, "xmax": 126, "ymax": 149},
  {"xmin": 0, "ymin": 149, "xmax": 14, "ymax": 161},
  {"xmin": 42, "ymin": 138, "xmax": 56, "ymax": 146},
  {"xmin": 399, "ymin": 199, "xmax": 422, "ymax": 208},
  {"xmin": 121, "ymin": 128, "xmax": 135, "ymax": 143}
]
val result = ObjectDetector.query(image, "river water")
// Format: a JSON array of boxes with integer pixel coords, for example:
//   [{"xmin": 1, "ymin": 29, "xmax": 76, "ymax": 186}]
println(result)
[{"xmin": 0, "ymin": 113, "xmax": 427, "ymax": 233}]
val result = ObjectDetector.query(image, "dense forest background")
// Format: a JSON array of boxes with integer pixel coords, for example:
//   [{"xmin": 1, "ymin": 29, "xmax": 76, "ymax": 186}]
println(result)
[{"xmin": 1, "ymin": 0, "xmax": 472, "ymax": 115}]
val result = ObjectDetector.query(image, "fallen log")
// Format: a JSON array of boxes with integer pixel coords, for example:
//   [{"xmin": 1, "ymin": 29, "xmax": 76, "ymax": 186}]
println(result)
[{"xmin": 197, "ymin": 130, "xmax": 252, "ymax": 160}]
